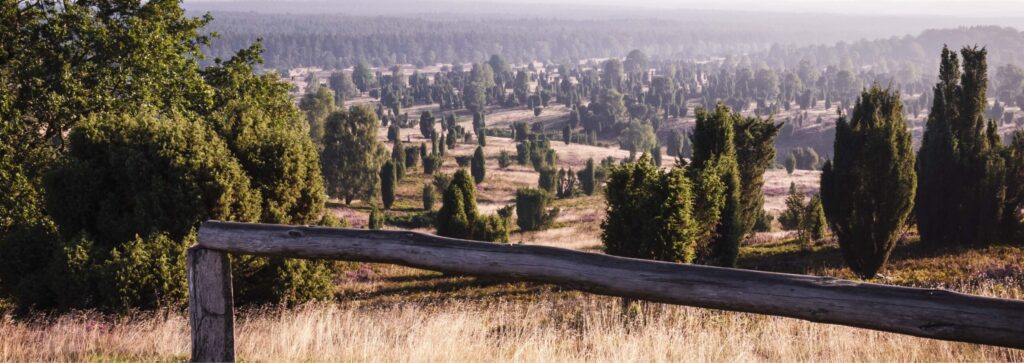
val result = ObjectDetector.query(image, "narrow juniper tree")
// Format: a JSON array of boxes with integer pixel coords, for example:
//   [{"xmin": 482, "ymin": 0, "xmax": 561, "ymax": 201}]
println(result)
[
  {"xmin": 821, "ymin": 86, "xmax": 915, "ymax": 279},
  {"xmin": 734, "ymin": 116, "xmax": 782, "ymax": 237},
  {"xmin": 380, "ymin": 160, "xmax": 396, "ymax": 210},
  {"xmin": 917, "ymin": 46, "xmax": 1007, "ymax": 246},
  {"xmin": 666, "ymin": 129, "xmax": 683, "ymax": 157},
  {"xmin": 778, "ymin": 182, "xmax": 804, "ymax": 230},
  {"xmin": 471, "ymin": 146, "xmax": 486, "ymax": 184},
  {"xmin": 688, "ymin": 103, "xmax": 743, "ymax": 267},
  {"xmin": 368, "ymin": 206, "xmax": 384, "ymax": 230},
  {"xmin": 422, "ymin": 183, "xmax": 435, "ymax": 210},
  {"xmin": 391, "ymin": 138, "xmax": 405, "ymax": 180},
  {"xmin": 578, "ymin": 158, "xmax": 596, "ymax": 196}
]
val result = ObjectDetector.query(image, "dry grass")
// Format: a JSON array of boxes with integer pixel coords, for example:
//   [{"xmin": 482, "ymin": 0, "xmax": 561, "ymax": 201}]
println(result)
[{"xmin": 4, "ymin": 286, "xmax": 1023, "ymax": 362}]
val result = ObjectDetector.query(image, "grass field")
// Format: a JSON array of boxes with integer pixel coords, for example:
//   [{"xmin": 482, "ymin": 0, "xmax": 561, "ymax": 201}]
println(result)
[
  {"xmin": 3, "ymin": 108, "xmax": 1023, "ymax": 362},
  {"xmin": 3, "ymin": 238, "xmax": 1022, "ymax": 362}
]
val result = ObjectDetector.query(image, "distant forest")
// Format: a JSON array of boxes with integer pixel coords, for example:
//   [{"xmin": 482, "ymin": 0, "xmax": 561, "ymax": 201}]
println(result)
[{"xmin": 196, "ymin": 10, "xmax": 1024, "ymax": 72}]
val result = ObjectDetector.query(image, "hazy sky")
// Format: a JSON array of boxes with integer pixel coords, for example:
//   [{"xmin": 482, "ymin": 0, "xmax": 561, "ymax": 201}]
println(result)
[
  {"xmin": 502, "ymin": 0, "xmax": 1024, "ymax": 17},
  {"xmin": 184, "ymin": 0, "xmax": 1024, "ymax": 18}
]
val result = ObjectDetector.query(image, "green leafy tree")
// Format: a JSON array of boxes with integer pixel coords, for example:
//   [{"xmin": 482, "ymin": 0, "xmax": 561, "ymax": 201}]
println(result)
[
  {"xmin": 39, "ymin": 113, "xmax": 261, "ymax": 311},
  {"xmin": 821, "ymin": 86, "xmax": 916, "ymax": 279},
  {"xmin": 471, "ymin": 146, "xmax": 486, "ymax": 184},
  {"xmin": 1, "ymin": 3, "xmax": 334, "ymax": 311},
  {"xmin": 299, "ymin": 86, "xmax": 336, "ymax": 142},
  {"xmin": 329, "ymin": 71, "xmax": 359, "ymax": 104},
  {"xmin": 619, "ymin": 121, "xmax": 657, "ymax": 157},
  {"xmin": 321, "ymin": 106, "xmax": 387, "ymax": 204},
  {"xmin": 785, "ymin": 153, "xmax": 797, "ymax": 174},
  {"xmin": 352, "ymin": 61, "xmax": 375, "ymax": 93},
  {"xmin": 602, "ymin": 154, "xmax": 698, "ymax": 262}
]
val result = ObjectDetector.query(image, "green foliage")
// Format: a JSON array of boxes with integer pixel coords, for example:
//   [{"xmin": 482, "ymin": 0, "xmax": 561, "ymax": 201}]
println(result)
[
  {"xmin": 822, "ymin": 86, "xmax": 916, "ymax": 279},
  {"xmin": 436, "ymin": 170, "xmax": 478, "ymax": 239},
  {"xmin": 422, "ymin": 184, "xmax": 436, "ymax": 210},
  {"xmin": 602, "ymin": 154, "xmax": 698, "ymax": 262},
  {"xmin": 46, "ymin": 113, "xmax": 260, "ymax": 244},
  {"xmin": 734, "ymin": 116, "xmax": 782, "ymax": 237},
  {"xmin": 666, "ymin": 129, "xmax": 684, "ymax": 157},
  {"xmin": 1, "ymin": 3, "xmax": 333, "ymax": 311},
  {"xmin": 392, "ymin": 139, "xmax": 406, "ymax": 180},
  {"xmin": 917, "ymin": 46, "xmax": 1009, "ymax": 246},
  {"xmin": 688, "ymin": 104, "xmax": 743, "ymax": 267},
  {"xmin": 538, "ymin": 167, "xmax": 557, "ymax": 193},
  {"xmin": 471, "ymin": 146, "xmax": 486, "ymax": 184},
  {"xmin": 801, "ymin": 195, "xmax": 827, "ymax": 245},
  {"xmin": 419, "ymin": 110, "xmax": 435, "ymax": 139},
  {"xmin": 779, "ymin": 183, "xmax": 805, "ymax": 231},
  {"xmin": 405, "ymin": 146, "xmax": 420, "ymax": 169},
  {"xmin": 619, "ymin": 121, "xmax": 657, "ymax": 156},
  {"xmin": 423, "ymin": 154, "xmax": 443, "ymax": 175},
  {"xmin": 299, "ymin": 86, "xmax": 336, "ymax": 142},
  {"xmin": 753, "ymin": 209, "xmax": 774, "ymax": 232},
  {"xmin": 368, "ymin": 206, "xmax": 384, "ymax": 230},
  {"xmin": 786, "ymin": 147, "xmax": 820, "ymax": 171},
  {"xmin": 515, "ymin": 188, "xmax": 558, "ymax": 231},
  {"xmin": 380, "ymin": 160, "xmax": 396, "ymax": 210},
  {"xmin": 321, "ymin": 106, "xmax": 387, "ymax": 204},
  {"xmin": 317, "ymin": 213, "xmax": 350, "ymax": 228},
  {"xmin": 498, "ymin": 150, "xmax": 513, "ymax": 168},
  {"xmin": 471, "ymin": 215, "xmax": 510, "ymax": 243},
  {"xmin": 579, "ymin": 158, "xmax": 597, "ymax": 196},
  {"xmin": 328, "ymin": 71, "xmax": 358, "ymax": 103}
]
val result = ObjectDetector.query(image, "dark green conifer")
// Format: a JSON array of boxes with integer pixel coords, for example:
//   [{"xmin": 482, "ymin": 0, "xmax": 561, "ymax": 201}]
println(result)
[
  {"xmin": 917, "ymin": 46, "xmax": 1008, "ymax": 246},
  {"xmin": 471, "ymin": 146, "xmax": 486, "ymax": 184},
  {"xmin": 821, "ymin": 86, "xmax": 915, "ymax": 278},
  {"xmin": 380, "ymin": 160, "xmax": 396, "ymax": 210}
]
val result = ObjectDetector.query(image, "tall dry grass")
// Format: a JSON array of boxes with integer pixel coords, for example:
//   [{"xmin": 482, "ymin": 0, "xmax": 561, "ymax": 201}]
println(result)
[{"xmin": 3, "ymin": 288, "xmax": 1022, "ymax": 362}]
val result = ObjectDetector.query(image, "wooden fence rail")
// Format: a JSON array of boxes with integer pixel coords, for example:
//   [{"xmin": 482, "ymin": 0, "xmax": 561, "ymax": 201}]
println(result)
[{"xmin": 188, "ymin": 221, "xmax": 1024, "ymax": 362}]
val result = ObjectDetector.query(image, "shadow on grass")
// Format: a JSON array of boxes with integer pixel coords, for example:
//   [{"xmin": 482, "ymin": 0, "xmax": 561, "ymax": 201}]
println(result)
[
  {"xmin": 738, "ymin": 236, "xmax": 1001, "ymax": 276},
  {"xmin": 343, "ymin": 276, "xmax": 551, "ymax": 304}
]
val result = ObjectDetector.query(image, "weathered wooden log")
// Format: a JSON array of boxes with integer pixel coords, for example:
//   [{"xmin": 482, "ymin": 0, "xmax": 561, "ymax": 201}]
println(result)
[
  {"xmin": 188, "ymin": 247, "xmax": 235, "ymax": 362},
  {"xmin": 196, "ymin": 221, "xmax": 1024, "ymax": 349}
]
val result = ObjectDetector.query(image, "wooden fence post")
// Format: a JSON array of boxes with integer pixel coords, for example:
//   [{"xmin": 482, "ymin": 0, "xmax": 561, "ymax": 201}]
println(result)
[{"xmin": 188, "ymin": 247, "xmax": 235, "ymax": 363}]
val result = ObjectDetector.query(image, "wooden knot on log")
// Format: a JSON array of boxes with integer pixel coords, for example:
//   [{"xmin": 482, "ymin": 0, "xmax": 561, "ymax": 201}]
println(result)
[{"xmin": 287, "ymin": 229, "xmax": 304, "ymax": 238}]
